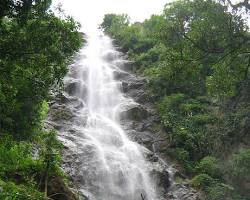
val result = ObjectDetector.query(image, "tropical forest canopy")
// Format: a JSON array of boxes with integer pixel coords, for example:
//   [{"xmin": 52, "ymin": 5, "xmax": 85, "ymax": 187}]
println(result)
[{"xmin": 101, "ymin": 0, "xmax": 250, "ymax": 199}]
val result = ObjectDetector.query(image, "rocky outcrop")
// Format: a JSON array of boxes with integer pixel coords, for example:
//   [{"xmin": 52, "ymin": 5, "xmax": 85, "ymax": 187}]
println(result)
[
  {"xmin": 47, "ymin": 176, "xmax": 79, "ymax": 200},
  {"xmin": 117, "ymin": 62, "xmax": 202, "ymax": 200},
  {"xmin": 46, "ymin": 80, "xmax": 89, "ymax": 199},
  {"xmin": 120, "ymin": 103, "xmax": 150, "ymax": 121}
]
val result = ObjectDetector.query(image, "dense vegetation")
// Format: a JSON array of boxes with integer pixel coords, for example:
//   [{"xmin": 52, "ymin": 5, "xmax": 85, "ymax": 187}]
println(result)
[
  {"xmin": 101, "ymin": 0, "xmax": 250, "ymax": 199},
  {"xmin": 0, "ymin": 0, "xmax": 83, "ymax": 199}
]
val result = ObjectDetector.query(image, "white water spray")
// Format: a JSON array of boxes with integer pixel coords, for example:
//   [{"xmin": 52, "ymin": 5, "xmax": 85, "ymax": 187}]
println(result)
[{"xmin": 67, "ymin": 31, "xmax": 156, "ymax": 200}]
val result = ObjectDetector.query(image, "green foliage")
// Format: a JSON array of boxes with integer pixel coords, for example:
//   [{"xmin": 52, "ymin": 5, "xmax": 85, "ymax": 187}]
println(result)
[
  {"xmin": 226, "ymin": 148, "xmax": 250, "ymax": 197},
  {"xmin": 205, "ymin": 183, "xmax": 235, "ymax": 200},
  {"xmin": 168, "ymin": 148, "xmax": 194, "ymax": 172},
  {"xmin": 100, "ymin": 13, "xmax": 130, "ymax": 37},
  {"xmin": 39, "ymin": 130, "xmax": 64, "ymax": 176},
  {"xmin": 191, "ymin": 173, "xmax": 215, "ymax": 189},
  {"xmin": 157, "ymin": 93, "xmax": 186, "ymax": 127},
  {"xmin": 160, "ymin": 0, "xmax": 249, "ymax": 99},
  {"xmin": 216, "ymin": 103, "xmax": 250, "ymax": 149},
  {"xmin": 39, "ymin": 101, "xmax": 49, "ymax": 123},
  {"xmin": 191, "ymin": 174, "xmax": 242, "ymax": 200},
  {"xmin": 195, "ymin": 156, "xmax": 220, "ymax": 178},
  {"xmin": 0, "ymin": 180, "xmax": 46, "ymax": 200},
  {"xmin": 101, "ymin": 0, "xmax": 249, "ymax": 100},
  {"xmin": 230, "ymin": 149, "xmax": 250, "ymax": 179},
  {"xmin": 157, "ymin": 94, "xmax": 214, "ymax": 162},
  {"xmin": 0, "ymin": 136, "xmax": 41, "ymax": 178},
  {"xmin": 0, "ymin": 0, "xmax": 83, "ymax": 138},
  {"xmin": 0, "ymin": 131, "xmax": 65, "ymax": 199},
  {"xmin": 0, "ymin": 0, "xmax": 82, "ymax": 198},
  {"xmin": 0, "ymin": 135, "xmax": 44, "ymax": 199}
]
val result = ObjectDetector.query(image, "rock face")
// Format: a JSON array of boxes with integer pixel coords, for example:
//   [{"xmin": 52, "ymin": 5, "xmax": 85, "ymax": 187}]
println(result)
[
  {"xmin": 47, "ymin": 49, "xmax": 201, "ymax": 200},
  {"xmin": 120, "ymin": 103, "xmax": 150, "ymax": 121},
  {"xmin": 47, "ymin": 176, "xmax": 78, "ymax": 200},
  {"xmin": 116, "ymin": 61, "xmax": 201, "ymax": 200},
  {"xmin": 46, "ymin": 55, "xmax": 89, "ymax": 200}
]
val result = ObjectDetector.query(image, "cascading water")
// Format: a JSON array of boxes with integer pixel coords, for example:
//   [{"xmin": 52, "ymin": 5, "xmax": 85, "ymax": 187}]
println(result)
[{"xmin": 67, "ymin": 31, "xmax": 157, "ymax": 200}]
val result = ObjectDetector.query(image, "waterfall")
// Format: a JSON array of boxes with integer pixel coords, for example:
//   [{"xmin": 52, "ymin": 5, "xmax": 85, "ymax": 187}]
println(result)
[{"xmin": 67, "ymin": 31, "xmax": 157, "ymax": 200}]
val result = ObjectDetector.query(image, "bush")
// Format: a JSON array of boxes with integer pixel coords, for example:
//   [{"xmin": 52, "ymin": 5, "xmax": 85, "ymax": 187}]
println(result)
[
  {"xmin": 157, "ymin": 94, "xmax": 214, "ymax": 162},
  {"xmin": 205, "ymin": 183, "xmax": 234, "ymax": 200},
  {"xmin": 0, "ymin": 136, "xmax": 47, "ymax": 199},
  {"xmin": 228, "ymin": 148, "xmax": 250, "ymax": 196},
  {"xmin": 170, "ymin": 148, "xmax": 194, "ymax": 172},
  {"xmin": 191, "ymin": 173, "xmax": 215, "ymax": 189},
  {"xmin": 0, "ymin": 180, "xmax": 46, "ymax": 200},
  {"xmin": 39, "ymin": 130, "xmax": 64, "ymax": 177},
  {"xmin": 0, "ymin": 136, "xmax": 42, "ymax": 179},
  {"xmin": 195, "ymin": 156, "xmax": 221, "ymax": 178},
  {"xmin": 0, "ymin": 132, "xmax": 64, "ymax": 199},
  {"xmin": 156, "ymin": 93, "xmax": 186, "ymax": 127}
]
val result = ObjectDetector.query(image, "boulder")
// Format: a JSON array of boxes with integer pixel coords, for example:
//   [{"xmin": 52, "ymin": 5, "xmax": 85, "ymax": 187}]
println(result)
[
  {"xmin": 119, "ymin": 60, "xmax": 135, "ymax": 71},
  {"xmin": 151, "ymin": 169, "xmax": 171, "ymax": 193},
  {"xmin": 49, "ymin": 105, "xmax": 74, "ymax": 122},
  {"xmin": 169, "ymin": 184, "xmax": 201, "ymax": 200},
  {"xmin": 102, "ymin": 50, "xmax": 121, "ymax": 62},
  {"xmin": 113, "ymin": 70, "xmax": 130, "ymax": 80},
  {"xmin": 122, "ymin": 79, "xmax": 145, "ymax": 91},
  {"xmin": 64, "ymin": 79, "xmax": 84, "ymax": 96},
  {"xmin": 47, "ymin": 176, "xmax": 78, "ymax": 200},
  {"xmin": 120, "ymin": 104, "xmax": 150, "ymax": 121}
]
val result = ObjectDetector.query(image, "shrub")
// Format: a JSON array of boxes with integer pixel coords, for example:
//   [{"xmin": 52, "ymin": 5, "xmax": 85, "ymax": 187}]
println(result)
[
  {"xmin": 0, "ymin": 180, "xmax": 46, "ymax": 200},
  {"xmin": 191, "ymin": 173, "xmax": 215, "ymax": 189},
  {"xmin": 195, "ymin": 156, "xmax": 221, "ymax": 178},
  {"xmin": 228, "ymin": 148, "xmax": 250, "ymax": 196},
  {"xmin": 205, "ymin": 183, "xmax": 234, "ymax": 200},
  {"xmin": 0, "ymin": 136, "xmax": 41, "ymax": 178},
  {"xmin": 157, "ymin": 94, "xmax": 214, "ymax": 162}
]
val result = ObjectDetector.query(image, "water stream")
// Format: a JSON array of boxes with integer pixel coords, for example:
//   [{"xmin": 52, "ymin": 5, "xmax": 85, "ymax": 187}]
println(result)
[{"xmin": 67, "ymin": 31, "xmax": 157, "ymax": 200}]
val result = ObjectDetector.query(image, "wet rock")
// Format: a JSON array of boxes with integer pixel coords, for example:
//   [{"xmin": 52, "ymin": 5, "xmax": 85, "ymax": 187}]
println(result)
[
  {"xmin": 151, "ymin": 169, "xmax": 171, "ymax": 193},
  {"xmin": 122, "ymin": 79, "xmax": 145, "ymax": 91},
  {"xmin": 55, "ymin": 93, "xmax": 85, "ymax": 110},
  {"xmin": 102, "ymin": 50, "xmax": 121, "ymax": 61},
  {"xmin": 119, "ymin": 60, "xmax": 135, "ymax": 71},
  {"xmin": 72, "ymin": 112, "xmax": 88, "ymax": 127},
  {"xmin": 126, "ymin": 129, "xmax": 153, "ymax": 150},
  {"xmin": 113, "ymin": 70, "xmax": 130, "ymax": 80},
  {"xmin": 121, "ymin": 82, "xmax": 129, "ymax": 92},
  {"xmin": 137, "ymin": 116, "xmax": 159, "ymax": 132},
  {"xmin": 147, "ymin": 154, "xmax": 159, "ymax": 162},
  {"xmin": 173, "ymin": 170, "xmax": 188, "ymax": 180},
  {"xmin": 48, "ymin": 176, "xmax": 78, "ymax": 200},
  {"xmin": 120, "ymin": 104, "xmax": 150, "ymax": 121},
  {"xmin": 169, "ymin": 184, "xmax": 201, "ymax": 200},
  {"xmin": 68, "ymin": 98, "xmax": 85, "ymax": 109},
  {"xmin": 44, "ymin": 120, "xmax": 62, "ymax": 130},
  {"xmin": 133, "ymin": 90, "xmax": 149, "ymax": 103},
  {"xmin": 49, "ymin": 105, "xmax": 74, "ymax": 122},
  {"xmin": 56, "ymin": 93, "xmax": 71, "ymax": 103},
  {"xmin": 114, "ymin": 65, "xmax": 202, "ymax": 200},
  {"xmin": 136, "ymin": 134, "xmax": 153, "ymax": 150},
  {"xmin": 64, "ymin": 79, "xmax": 85, "ymax": 96},
  {"xmin": 121, "ymin": 80, "xmax": 150, "ymax": 104}
]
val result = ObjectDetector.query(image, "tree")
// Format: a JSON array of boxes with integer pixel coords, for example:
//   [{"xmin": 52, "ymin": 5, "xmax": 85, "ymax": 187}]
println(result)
[
  {"xmin": 0, "ymin": 0, "xmax": 83, "ymax": 137},
  {"xmin": 100, "ymin": 13, "xmax": 130, "ymax": 34}
]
